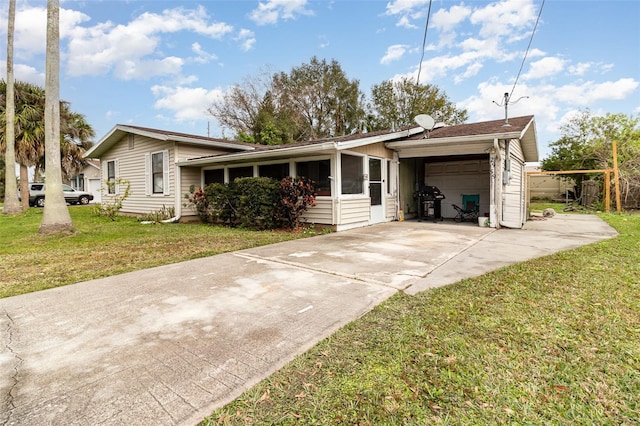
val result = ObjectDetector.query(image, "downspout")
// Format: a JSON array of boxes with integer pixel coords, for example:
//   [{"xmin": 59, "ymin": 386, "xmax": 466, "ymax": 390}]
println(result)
[
  {"xmin": 393, "ymin": 152, "xmax": 400, "ymax": 220},
  {"xmin": 492, "ymin": 138, "xmax": 502, "ymax": 229}
]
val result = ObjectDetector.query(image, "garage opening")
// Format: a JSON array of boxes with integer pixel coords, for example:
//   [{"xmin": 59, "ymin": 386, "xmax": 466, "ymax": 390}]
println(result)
[{"xmin": 400, "ymin": 154, "xmax": 491, "ymax": 221}]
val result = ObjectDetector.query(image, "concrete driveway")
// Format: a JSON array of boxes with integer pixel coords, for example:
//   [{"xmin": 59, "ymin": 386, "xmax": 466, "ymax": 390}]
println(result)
[{"xmin": 0, "ymin": 214, "xmax": 618, "ymax": 425}]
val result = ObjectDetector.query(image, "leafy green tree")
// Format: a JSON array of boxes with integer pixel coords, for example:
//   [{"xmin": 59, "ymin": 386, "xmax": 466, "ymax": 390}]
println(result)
[
  {"xmin": 273, "ymin": 56, "xmax": 364, "ymax": 140},
  {"xmin": 368, "ymin": 76, "xmax": 468, "ymax": 130},
  {"xmin": 1, "ymin": 81, "xmax": 94, "ymax": 210},
  {"xmin": 542, "ymin": 109, "xmax": 640, "ymax": 207}
]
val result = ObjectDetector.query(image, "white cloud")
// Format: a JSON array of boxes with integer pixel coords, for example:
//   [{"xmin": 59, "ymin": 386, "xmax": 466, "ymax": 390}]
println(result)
[
  {"xmin": 192, "ymin": 42, "xmax": 218, "ymax": 63},
  {"xmin": 65, "ymin": 6, "xmax": 233, "ymax": 78},
  {"xmin": 236, "ymin": 29, "xmax": 256, "ymax": 52},
  {"xmin": 151, "ymin": 85, "xmax": 225, "ymax": 121},
  {"xmin": 396, "ymin": 16, "xmax": 417, "ymax": 29},
  {"xmin": 249, "ymin": 0, "xmax": 314, "ymax": 26},
  {"xmin": 522, "ymin": 57, "xmax": 566, "ymax": 80},
  {"xmin": 385, "ymin": 0, "xmax": 430, "ymax": 16},
  {"xmin": 470, "ymin": 0, "xmax": 537, "ymax": 40},
  {"xmin": 431, "ymin": 4, "xmax": 471, "ymax": 32},
  {"xmin": 381, "ymin": 44, "xmax": 408, "ymax": 65}
]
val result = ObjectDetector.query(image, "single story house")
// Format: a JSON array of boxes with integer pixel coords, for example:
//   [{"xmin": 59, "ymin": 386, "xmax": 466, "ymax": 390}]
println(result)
[{"xmin": 83, "ymin": 115, "xmax": 538, "ymax": 229}]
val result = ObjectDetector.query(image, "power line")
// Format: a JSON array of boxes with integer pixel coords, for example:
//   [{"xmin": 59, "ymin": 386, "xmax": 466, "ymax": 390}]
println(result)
[
  {"xmin": 415, "ymin": 0, "xmax": 433, "ymax": 88},
  {"xmin": 508, "ymin": 0, "xmax": 545, "ymax": 100}
]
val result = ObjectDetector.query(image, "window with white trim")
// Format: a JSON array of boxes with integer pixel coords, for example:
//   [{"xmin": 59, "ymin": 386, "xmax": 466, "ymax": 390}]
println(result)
[
  {"xmin": 145, "ymin": 150, "xmax": 169, "ymax": 196},
  {"xmin": 107, "ymin": 160, "xmax": 117, "ymax": 194}
]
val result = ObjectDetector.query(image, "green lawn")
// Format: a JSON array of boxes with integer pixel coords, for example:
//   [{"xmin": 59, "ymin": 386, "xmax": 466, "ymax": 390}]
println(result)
[
  {"xmin": 0, "ymin": 206, "xmax": 313, "ymax": 298},
  {"xmin": 205, "ymin": 212, "xmax": 640, "ymax": 425}
]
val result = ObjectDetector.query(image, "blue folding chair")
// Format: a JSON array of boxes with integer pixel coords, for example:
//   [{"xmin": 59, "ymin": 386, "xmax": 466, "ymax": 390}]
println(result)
[{"xmin": 453, "ymin": 194, "xmax": 479, "ymax": 222}]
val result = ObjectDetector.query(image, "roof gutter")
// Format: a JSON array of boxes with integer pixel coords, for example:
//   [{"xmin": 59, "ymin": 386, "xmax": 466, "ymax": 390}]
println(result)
[{"xmin": 385, "ymin": 130, "xmax": 523, "ymax": 150}]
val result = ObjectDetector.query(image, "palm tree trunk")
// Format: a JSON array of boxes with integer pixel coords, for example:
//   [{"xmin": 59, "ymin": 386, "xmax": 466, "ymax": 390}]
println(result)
[
  {"xmin": 40, "ymin": 0, "xmax": 73, "ymax": 234},
  {"xmin": 19, "ymin": 164, "xmax": 29, "ymax": 210},
  {"xmin": 3, "ymin": 0, "xmax": 21, "ymax": 214}
]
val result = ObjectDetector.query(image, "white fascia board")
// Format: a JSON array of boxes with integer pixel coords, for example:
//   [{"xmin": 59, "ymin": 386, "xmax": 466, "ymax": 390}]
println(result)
[
  {"xmin": 385, "ymin": 131, "xmax": 522, "ymax": 150},
  {"xmin": 169, "ymin": 135, "xmax": 256, "ymax": 151},
  {"xmin": 335, "ymin": 127, "xmax": 423, "ymax": 150},
  {"xmin": 176, "ymin": 142, "xmax": 338, "ymax": 166}
]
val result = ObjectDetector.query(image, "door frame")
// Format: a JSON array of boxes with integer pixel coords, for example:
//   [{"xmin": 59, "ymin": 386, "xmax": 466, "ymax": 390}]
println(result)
[{"xmin": 368, "ymin": 156, "xmax": 385, "ymax": 223}]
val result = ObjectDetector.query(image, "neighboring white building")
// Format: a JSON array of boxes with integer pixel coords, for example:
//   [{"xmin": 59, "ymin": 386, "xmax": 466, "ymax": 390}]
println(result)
[
  {"xmin": 69, "ymin": 159, "xmax": 102, "ymax": 203},
  {"xmin": 84, "ymin": 115, "xmax": 539, "ymax": 229}
]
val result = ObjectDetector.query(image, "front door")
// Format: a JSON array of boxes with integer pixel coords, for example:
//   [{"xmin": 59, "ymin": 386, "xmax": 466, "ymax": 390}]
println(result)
[{"xmin": 369, "ymin": 157, "xmax": 385, "ymax": 223}]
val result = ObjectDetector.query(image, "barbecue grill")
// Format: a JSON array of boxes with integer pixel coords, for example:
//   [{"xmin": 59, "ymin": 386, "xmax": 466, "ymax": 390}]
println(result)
[{"xmin": 414, "ymin": 185, "xmax": 445, "ymax": 222}]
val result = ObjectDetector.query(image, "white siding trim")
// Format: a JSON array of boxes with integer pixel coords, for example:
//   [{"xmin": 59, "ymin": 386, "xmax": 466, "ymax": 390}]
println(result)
[
  {"xmin": 144, "ymin": 153, "xmax": 151, "ymax": 196},
  {"xmin": 162, "ymin": 149, "xmax": 170, "ymax": 196}
]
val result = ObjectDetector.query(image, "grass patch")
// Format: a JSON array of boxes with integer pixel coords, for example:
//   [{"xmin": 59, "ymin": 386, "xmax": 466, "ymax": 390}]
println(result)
[
  {"xmin": 205, "ymin": 212, "xmax": 640, "ymax": 425},
  {"xmin": 0, "ymin": 207, "xmax": 314, "ymax": 298}
]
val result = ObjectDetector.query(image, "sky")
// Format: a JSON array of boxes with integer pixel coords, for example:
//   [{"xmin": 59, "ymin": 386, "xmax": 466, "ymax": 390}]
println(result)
[{"xmin": 1, "ymin": 0, "xmax": 639, "ymax": 161}]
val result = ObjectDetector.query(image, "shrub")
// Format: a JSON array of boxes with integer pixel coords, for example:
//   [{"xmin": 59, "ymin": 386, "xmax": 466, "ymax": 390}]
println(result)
[
  {"xmin": 186, "ymin": 177, "xmax": 316, "ymax": 230},
  {"xmin": 93, "ymin": 178, "xmax": 130, "ymax": 220},
  {"xmin": 275, "ymin": 176, "xmax": 316, "ymax": 229}
]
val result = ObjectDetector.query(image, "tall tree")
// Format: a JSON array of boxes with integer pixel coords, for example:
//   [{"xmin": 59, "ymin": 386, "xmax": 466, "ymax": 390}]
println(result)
[
  {"xmin": 40, "ymin": 0, "xmax": 72, "ymax": 234},
  {"xmin": 1, "ymin": 81, "xmax": 94, "ymax": 208},
  {"xmin": 273, "ymin": 57, "xmax": 364, "ymax": 140},
  {"xmin": 2, "ymin": 0, "xmax": 21, "ymax": 214},
  {"xmin": 368, "ymin": 76, "xmax": 468, "ymax": 131},
  {"xmin": 209, "ymin": 58, "xmax": 365, "ymax": 144}
]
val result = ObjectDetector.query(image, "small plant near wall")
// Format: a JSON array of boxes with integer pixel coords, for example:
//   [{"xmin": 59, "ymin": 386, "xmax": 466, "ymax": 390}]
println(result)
[
  {"xmin": 138, "ymin": 205, "xmax": 176, "ymax": 224},
  {"xmin": 93, "ymin": 178, "xmax": 130, "ymax": 220}
]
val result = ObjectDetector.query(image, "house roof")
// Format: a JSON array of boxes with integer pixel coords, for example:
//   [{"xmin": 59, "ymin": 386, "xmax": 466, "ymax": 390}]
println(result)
[
  {"xmin": 83, "ymin": 124, "xmax": 257, "ymax": 159},
  {"xmin": 386, "ymin": 115, "xmax": 538, "ymax": 162},
  {"xmin": 179, "ymin": 127, "xmax": 425, "ymax": 166}
]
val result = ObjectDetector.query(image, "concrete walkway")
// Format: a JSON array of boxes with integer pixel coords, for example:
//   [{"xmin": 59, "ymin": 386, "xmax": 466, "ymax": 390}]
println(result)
[{"xmin": 0, "ymin": 214, "xmax": 618, "ymax": 425}]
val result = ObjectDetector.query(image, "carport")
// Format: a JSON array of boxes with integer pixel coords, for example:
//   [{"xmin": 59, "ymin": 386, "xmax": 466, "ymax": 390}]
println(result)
[{"xmin": 386, "ymin": 115, "xmax": 539, "ymax": 228}]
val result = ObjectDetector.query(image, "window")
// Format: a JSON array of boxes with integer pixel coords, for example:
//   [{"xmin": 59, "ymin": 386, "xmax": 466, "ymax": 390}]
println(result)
[
  {"xmin": 228, "ymin": 166, "xmax": 253, "ymax": 181},
  {"xmin": 259, "ymin": 163, "xmax": 290, "ymax": 180},
  {"xmin": 341, "ymin": 154, "xmax": 363, "ymax": 194},
  {"xmin": 145, "ymin": 150, "xmax": 168, "ymax": 196},
  {"xmin": 297, "ymin": 159, "xmax": 331, "ymax": 196},
  {"xmin": 107, "ymin": 160, "xmax": 116, "ymax": 194},
  {"xmin": 204, "ymin": 169, "xmax": 224, "ymax": 185},
  {"xmin": 152, "ymin": 152, "xmax": 164, "ymax": 194}
]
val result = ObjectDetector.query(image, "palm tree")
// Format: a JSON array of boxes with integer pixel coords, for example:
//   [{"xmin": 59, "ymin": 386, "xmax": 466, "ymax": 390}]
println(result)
[
  {"xmin": 2, "ymin": 0, "xmax": 21, "ymax": 214},
  {"xmin": 40, "ymin": 0, "xmax": 73, "ymax": 234},
  {"xmin": 0, "ymin": 81, "xmax": 46, "ymax": 210},
  {"xmin": 60, "ymin": 106, "xmax": 94, "ymax": 182}
]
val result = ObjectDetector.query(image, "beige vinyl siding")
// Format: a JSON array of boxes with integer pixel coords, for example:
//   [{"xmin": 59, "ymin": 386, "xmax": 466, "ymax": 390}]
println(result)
[
  {"xmin": 351, "ymin": 142, "xmax": 394, "ymax": 159},
  {"xmin": 180, "ymin": 166, "xmax": 202, "ymax": 216},
  {"xmin": 301, "ymin": 198, "xmax": 334, "ymax": 225},
  {"xmin": 339, "ymin": 197, "xmax": 370, "ymax": 224},
  {"xmin": 175, "ymin": 144, "xmax": 230, "ymax": 161},
  {"xmin": 501, "ymin": 140, "xmax": 525, "ymax": 227},
  {"xmin": 101, "ymin": 135, "xmax": 175, "ymax": 214}
]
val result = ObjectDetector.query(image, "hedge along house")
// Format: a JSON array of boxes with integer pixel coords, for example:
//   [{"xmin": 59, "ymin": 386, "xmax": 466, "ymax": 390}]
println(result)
[{"xmin": 84, "ymin": 115, "xmax": 538, "ymax": 230}]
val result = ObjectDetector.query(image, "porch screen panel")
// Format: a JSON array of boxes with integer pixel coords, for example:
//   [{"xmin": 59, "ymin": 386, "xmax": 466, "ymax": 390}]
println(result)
[
  {"xmin": 297, "ymin": 160, "xmax": 331, "ymax": 196},
  {"xmin": 204, "ymin": 169, "xmax": 224, "ymax": 185},
  {"xmin": 341, "ymin": 154, "xmax": 364, "ymax": 194},
  {"xmin": 228, "ymin": 166, "xmax": 253, "ymax": 182},
  {"xmin": 259, "ymin": 163, "xmax": 289, "ymax": 180}
]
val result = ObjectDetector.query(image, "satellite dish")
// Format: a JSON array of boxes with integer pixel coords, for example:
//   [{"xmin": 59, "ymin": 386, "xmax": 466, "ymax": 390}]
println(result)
[{"xmin": 414, "ymin": 114, "xmax": 435, "ymax": 130}]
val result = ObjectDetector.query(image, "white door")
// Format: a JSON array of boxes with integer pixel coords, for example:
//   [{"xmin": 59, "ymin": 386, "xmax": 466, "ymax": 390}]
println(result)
[
  {"xmin": 88, "ymin": 179, "xmax": 101, "ymax": 203},
  {"xmin": 369, "ymin": 157, "xmax": 385, "ymax": 223}
]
